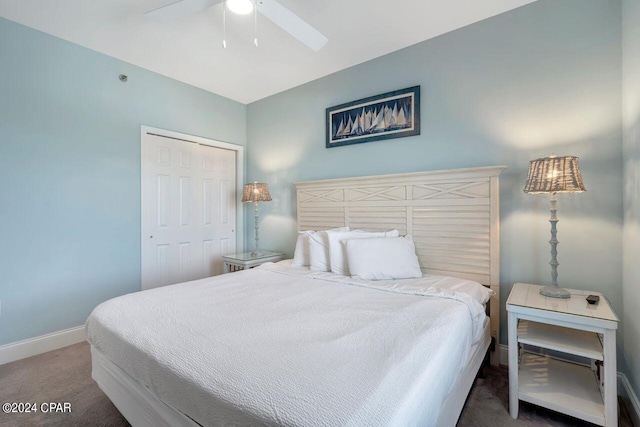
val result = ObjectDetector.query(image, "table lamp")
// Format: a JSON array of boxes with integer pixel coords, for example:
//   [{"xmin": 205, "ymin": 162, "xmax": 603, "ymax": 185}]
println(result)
[
  {"xmin": 524, "ymin": 155, "xmax": 586, "ymax": 298},
  {"xmin": 241, "ymin": 182, "xmax": 272, "ymax": 256}
]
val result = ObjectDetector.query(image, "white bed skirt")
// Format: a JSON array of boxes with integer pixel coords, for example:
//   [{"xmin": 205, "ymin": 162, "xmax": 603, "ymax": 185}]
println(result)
[
  {"xmin": 91, "ymin": 346, "xmax": 200, "ymax": 427},
  {"xmin": 91, "ymin": 319, "xmax": 490, "ymax": 427},
  {"xmin": 437, "ymin": 318, "xmax": 491, "ymax": 426}
]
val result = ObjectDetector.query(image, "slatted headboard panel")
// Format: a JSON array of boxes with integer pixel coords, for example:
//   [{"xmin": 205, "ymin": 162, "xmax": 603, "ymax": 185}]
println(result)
[{"xmin": 294, "ymin": 166, "xmax": 506, "ymax": 364}]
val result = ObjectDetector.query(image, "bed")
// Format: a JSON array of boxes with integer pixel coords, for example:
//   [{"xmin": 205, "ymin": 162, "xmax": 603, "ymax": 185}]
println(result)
[{"xmin": 87, "ymin": 165, "xmax": 506, "ymax": 427}]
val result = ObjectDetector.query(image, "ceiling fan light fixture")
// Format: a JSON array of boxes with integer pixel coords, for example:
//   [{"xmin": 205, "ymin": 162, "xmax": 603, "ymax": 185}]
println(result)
[
  {"xmin": 227, "ymin": 0, "xmax": 254, "ymax": 15},
  {"xmin": 144, "ymin": 0, "xmax": 328, "ymax": 51}
]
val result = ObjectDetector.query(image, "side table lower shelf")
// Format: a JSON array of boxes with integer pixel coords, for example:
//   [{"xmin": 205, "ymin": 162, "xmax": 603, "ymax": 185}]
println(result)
[{"xmin": 519, "ymin": 352, "xmax": 605, "ymax": 426}]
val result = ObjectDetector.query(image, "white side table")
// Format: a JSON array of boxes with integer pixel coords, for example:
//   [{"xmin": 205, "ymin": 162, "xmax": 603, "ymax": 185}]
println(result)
[
  {"xmin": 222, "ymin": 251, "xmax": 283, "ymax": 273},
  {"xmin": 507, "ymin": 283, "xmax": 619, "ymax": 426}
]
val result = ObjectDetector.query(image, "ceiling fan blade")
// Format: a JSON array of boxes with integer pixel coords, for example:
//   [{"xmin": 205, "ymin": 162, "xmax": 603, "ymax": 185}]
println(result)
[
  {"xmin": 144, "ymin": 0, "xmax": 222, "ymax": 22},
  {"xmin": 256, "ymin": 0, "xmax": 328, "ymax": 51}
]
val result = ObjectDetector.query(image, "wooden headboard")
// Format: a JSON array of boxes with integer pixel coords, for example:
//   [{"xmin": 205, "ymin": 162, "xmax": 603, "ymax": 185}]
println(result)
[{"xmin": 294, "ymin": 165, "xmax": 506, "ymax": 365}]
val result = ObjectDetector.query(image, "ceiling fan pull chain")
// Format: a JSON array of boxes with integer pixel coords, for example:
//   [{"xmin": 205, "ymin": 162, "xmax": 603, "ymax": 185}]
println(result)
[
  {"xmin": 222, "ymin": 1, "xmax": 227, "ymax": 49},
  {"xmin": 253, "ymin": 1, "xmax": 258, "ymax": 47}
]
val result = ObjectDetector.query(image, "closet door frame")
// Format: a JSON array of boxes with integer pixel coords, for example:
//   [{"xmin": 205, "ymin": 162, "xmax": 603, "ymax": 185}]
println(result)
[{"xmin": 140, "ymin": 125, "xmax": 244, "ymax": 289}]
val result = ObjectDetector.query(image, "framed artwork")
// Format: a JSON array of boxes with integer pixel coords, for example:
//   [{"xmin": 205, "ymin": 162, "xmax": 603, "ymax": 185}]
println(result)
[{"xmin": 326, "ymin": 85, "xmax": 420, "ymax": 148}]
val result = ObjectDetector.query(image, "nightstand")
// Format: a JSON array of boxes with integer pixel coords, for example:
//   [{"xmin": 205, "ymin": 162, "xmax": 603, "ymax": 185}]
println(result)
[
  {"xmin": 222, "ymin": 251, "xmax": 284, "ymax": 273},
  {"xmin": 507, "ymin": 283, "xmax": 619, "ymax": 426}
]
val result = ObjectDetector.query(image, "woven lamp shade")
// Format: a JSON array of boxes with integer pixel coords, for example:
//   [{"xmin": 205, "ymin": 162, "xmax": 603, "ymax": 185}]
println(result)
[
  {"xmin": 241, "ymin": 182, "xmax": 272, "ymax": 202},
  {"xmin": 524, "ymin": 156, "xmax": 586, "ymax": 194}
]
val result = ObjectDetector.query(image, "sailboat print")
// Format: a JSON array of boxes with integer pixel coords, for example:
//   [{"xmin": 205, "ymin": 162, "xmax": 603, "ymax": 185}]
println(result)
[
  {"xmin": 397, "ymin": 106, "xmax": 407, "ymax": 127},
  {"xmin": 373, "ymin": 108, "xmax": 386, "ymax": 132},
  {"xmin": 350, "ymin": 113, "xmax": 362, "ymax": 135},
  {"xmin": 369, "ymin": 107, "xmax": 379, "ymax": 129},
  {"xmin": 364, "ymin": 109, "xmax": 372, "ymax": 132},
  {"xmin": 383, "ymin": 105, "xmax": 392, "ymax": 129},
  {"xmin": 389, "ymin": 103, "xmax": 398, "ymax": 127},
  {"xmin": 327, "ymin": 87, "xmax": 419, "ymax": 146},
  {"xmin": 342, "ymin": 115, "xmax": 352, "ymax": 136},
  {"xmin": 335, "ymin": 118, "xmax": 345, "ymax": 137},
  {"xmin": 359, "ymin": 108, "xmax": 367, "ymax": 133}
]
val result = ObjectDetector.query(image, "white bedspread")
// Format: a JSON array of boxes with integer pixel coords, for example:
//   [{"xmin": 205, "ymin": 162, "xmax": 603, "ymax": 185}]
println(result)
[{"xmin": 86, "ymin": 262, "xmax": 486, "ymax": 427}]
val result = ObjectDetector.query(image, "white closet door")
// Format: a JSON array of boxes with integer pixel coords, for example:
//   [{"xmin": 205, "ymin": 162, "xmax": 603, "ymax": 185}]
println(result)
[
  {"xmin": 201, "ymin": 144, "xmax": 236, "ymax": 278},
  {"xmin": 142, "ymin": 134, "xmax": 236, "ymax": 290}
]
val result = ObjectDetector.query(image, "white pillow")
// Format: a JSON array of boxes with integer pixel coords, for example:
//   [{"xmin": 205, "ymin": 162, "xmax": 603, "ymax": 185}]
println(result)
[
  {"xmin": 346, "ymin": 235, "xmax": 422, "ymax": 280},
  {"xmin": 434, "ymin": 277, "xmax": 494, "ymax": 304},
  {"xmin": 328, "ymin": 229, "xmax": 399, "ymax": 276},
  {"xmin": 292, "ymin": 231, "xmax": 314, "ymax": 266},
  {"xmin": 308, "ymin": 227, "xmax": 349, "ymax": 271}
]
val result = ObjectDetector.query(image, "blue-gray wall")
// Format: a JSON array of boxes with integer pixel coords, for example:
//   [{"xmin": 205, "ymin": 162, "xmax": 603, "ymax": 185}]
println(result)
[
  {"xmin": 622, "ymin": 0, "xmax": 640, "ymax": 403},
  {"xmin": 247, "ymin": 0, "xmax": 623, "ymax": 347},
  {"xmin": 0, "ymin": 18, "xmax": 247, "ymax": 346}
]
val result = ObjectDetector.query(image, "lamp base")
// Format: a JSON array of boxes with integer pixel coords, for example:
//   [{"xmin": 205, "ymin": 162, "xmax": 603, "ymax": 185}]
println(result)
[
  {"xmin": 539, "ymin": 285, "xmax": 571, "ymax": 299},
  {"xmin": 250, "ymin": 251, "xmax": 264, "ymax": 257}
]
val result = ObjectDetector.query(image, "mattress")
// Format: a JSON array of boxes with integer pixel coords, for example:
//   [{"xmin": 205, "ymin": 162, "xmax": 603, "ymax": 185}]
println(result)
[{"xmin": 86, "ymin": 261, "xmax": 489, "ymax": 427}]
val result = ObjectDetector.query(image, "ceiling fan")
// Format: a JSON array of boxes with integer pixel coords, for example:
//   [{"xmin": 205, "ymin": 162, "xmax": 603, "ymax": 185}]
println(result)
[{"xmin": 144, "ymin": 0, "xmax": 328, "ymax": 51}]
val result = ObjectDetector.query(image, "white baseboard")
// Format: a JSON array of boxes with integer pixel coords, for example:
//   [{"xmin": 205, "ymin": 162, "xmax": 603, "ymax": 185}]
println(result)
[
  {"xmin": 0, "ymin": 326, "xmax": 86, "ymax": 366},
  {"xmin": 499, "ymin": 344, "xmax": 640, "ymax": 423},
  {"xmin": 618, "ymin": 372, "xmax": 640, "ymax": 426},
  {"xmin": 499, "ymin": 344, "xmax": 509, "ymax": 366}
]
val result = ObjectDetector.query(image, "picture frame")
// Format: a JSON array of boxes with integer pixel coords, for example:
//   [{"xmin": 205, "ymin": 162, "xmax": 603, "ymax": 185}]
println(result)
[{"xmin": 326, "ymin": 85, "xmax": 420, "ymax": 148}]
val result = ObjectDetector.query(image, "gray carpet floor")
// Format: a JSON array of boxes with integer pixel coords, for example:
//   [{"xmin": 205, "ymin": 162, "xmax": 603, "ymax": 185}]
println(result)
[{"xmin": 0, "ymin": 342, "xmax": 633, "ymax": 427}]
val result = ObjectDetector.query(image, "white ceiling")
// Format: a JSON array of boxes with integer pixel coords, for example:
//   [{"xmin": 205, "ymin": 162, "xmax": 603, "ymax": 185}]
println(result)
[{"xmin": 0, "ymin": 0, "xmax": 536, "ymax": 104}]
